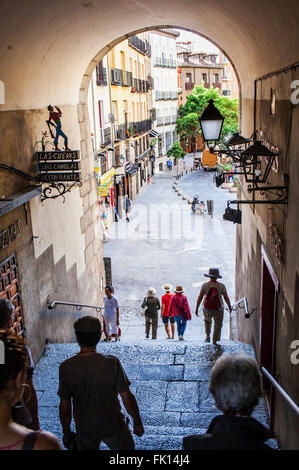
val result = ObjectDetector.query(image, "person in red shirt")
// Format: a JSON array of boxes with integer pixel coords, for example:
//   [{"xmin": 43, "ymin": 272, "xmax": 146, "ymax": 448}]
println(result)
[
  {"xmin": 161, "ymin": 284, "xmax": 175, "ymax": 339},
  {"xmin": 168, "ymin": 285, "xmax": 192, "ymax": 341}
]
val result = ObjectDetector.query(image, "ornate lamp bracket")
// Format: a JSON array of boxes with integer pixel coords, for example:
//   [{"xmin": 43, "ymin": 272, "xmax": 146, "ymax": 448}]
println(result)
[
  {"xmin": 40, "ymin": 181, "xmax": 82, "ymax": 203},
  {"xmin": 247, "ymin": 173, "xmax": 289, "ymax": 204}
]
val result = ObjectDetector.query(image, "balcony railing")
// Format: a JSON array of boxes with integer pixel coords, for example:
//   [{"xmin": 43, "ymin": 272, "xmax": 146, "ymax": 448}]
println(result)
[
  {"xmin": 129, "ymin": 35, "xmax": 151, "ymax": 56},
  {"xmin": 153, "ymin": 57, "xmax": 176, "ymax": 68},
  {"xmin": 155, "ymin": 90, "xmax": 179, "ymax": 100},
  {"xmin": 213, "ymin": 83, "xmax": 221, "ymax": 88},
  {"xmin": 96, "ymin": 66, "xmax": 107, "ymax": 86},
  {"xmin": 204, "ymin": 82, "xmax": 210, "ymax": 88},
  {"xmin": 129, "ymin": 119, "xmax": 152, "ymax": 134},
  {"xmin": 156, "ymin": 116, "xmax": 177, "ymax": 126},
  {"xmin": 110, "ymin": 68, "xmax": 124, "ymax": 86},
  {"xmin": 115, "ymin": 123, "xmax": 127, "ymax": 140},
  {"xmin": 99, "ymin": 127, "xmax": 112, "ymax": 146},
  {"xmin": 126, "ymin": 71, "xmax": 133, "ymax": 87},
  {"xmin": 131, "ymin": 78, "xmax": 149, "ymax": 93},
  {"xmin": 110, "ymin": 69, "xmax": 134, "ymax": 87},
  {"xmin": 185, "ymin": 82, "xmax": 194, "ymax": 90}
]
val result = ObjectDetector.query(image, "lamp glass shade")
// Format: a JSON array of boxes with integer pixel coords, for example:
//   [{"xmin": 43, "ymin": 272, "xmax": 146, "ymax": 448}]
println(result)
[
  {"xmin": 200, "ymin": 119, "xmax": 223, "ymax": 141},
  {"xmin": 199, "ymin": 99, "xmax": 224, "ymax": 141}
]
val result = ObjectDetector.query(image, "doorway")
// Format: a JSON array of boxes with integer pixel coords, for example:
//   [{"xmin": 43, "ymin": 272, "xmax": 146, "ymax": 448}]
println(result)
[
  {"xmin": 0, "ymin": 253, "xmax": 24, "ymax": 336},
  {"xmin": 259, "ymin": 245, "xmax": 279, "ymax": 425}
]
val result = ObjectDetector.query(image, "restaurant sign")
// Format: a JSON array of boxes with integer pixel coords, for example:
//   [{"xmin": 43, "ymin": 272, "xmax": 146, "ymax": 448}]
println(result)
[{"xmin": 36, "ymin": 150, "xmax": 81, "ymax": 183}]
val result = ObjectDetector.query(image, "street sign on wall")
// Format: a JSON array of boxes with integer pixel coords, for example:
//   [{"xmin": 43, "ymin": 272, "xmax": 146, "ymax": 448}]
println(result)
[
  {"xmin": 38, "ymin": 161, "xmax": 80, "ymax": 171},
  {"xmin": 38, "ymin": 172, "xmax": 80, "ymax": 182},
  {"xmin": 35, "ymin": 150, "xmax": 81, "ymax": 183},
  {"xmin": 36, "ymin": 151, "xmax": 79, "ymax": 161}
]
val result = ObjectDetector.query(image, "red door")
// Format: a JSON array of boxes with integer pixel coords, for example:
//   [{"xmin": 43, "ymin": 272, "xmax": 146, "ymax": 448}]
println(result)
[{"xmin": 259, "ymin": 245, "xmax": 279, "ymax": 426}]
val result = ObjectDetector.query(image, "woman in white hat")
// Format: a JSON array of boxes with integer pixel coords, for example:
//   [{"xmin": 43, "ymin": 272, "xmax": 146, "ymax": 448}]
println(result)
[
  {"xmin": 141, "ymin": 287, "xmax": 161, "ymax": 339},
  {"xmin": 161, "ymin": 284, "xmax": 175, "ymax": 339},
  {"xmin": 168, "ymin": 285, "xmax": 192, "ymax": 340}
]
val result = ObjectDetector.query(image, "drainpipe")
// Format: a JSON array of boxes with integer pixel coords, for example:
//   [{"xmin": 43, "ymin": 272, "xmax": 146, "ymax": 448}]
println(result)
[
  {"xmin": 91, "ymin": 72, "xmax": 98, "ymax": 154},
  {"xmin": 106, "ymin": 54, "xmax": 115, "ymax": 166}
]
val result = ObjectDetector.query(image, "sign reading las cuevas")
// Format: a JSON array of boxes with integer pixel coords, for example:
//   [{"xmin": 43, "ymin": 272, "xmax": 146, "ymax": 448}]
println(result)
[{"xmin": 35, "ymin": 150, "xmax": 81, "ymax": 183}]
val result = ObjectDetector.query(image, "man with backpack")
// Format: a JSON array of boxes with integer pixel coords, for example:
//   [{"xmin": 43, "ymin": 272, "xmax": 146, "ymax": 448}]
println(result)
[{"xmin": 195, "ymin": 268, "xmax": 232, "ymax": 345}]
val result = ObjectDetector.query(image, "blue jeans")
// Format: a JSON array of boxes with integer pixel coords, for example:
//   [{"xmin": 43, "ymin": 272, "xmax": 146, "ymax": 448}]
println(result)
[
  {"xmin": 54, "ymin": 121, "xmax": 68, "ymax": 146},
  {"xmin": 175, "ymin": 315, "xmax": 187, "ymax": 337}
]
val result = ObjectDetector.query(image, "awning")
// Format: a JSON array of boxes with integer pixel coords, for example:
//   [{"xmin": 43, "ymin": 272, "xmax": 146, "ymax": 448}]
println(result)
[
  {"xmin": 0, "ymin": 186, "xmax": 42, "ymax": 217},
  {"xmin": 98, "ymin": 168, "xmax": 115, "ymax": 187},
  {"xmin": 125, "ymin": 165, "xmax": 139, "ymax": 175},
  {"xmin": 149, "ymin": 129, "xmax": 159, "ymax": 137},
  {"xmin": 136, "ymin": 148, "xmax": 151, "ymax": 161}
]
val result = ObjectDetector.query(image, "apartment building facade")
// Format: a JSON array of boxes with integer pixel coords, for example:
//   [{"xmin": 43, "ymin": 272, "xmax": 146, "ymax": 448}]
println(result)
[
  {"xmin": 177, "ymin": 43, "xmax": 224, "ymax": 105},
  {"xmin": 149, "ymin": 30, "xmax": 180, "ymax": 170},
  {"xmin": 88, "ymin": 33, "xmax": 154, "ymax": 229},
  {"xmin": 219, "ymin": 51, "xmax": 239, "ymax": 99}
]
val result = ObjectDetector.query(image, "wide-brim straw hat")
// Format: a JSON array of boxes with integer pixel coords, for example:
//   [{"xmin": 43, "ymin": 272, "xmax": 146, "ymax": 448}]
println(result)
[
  {"xmin": 174, "ymin": 285, "xmax": 184, "ymax": 293},
  {"xmin": 162, "ymin": 284, "xmax": 173, "ymax": 292},
  {"xmin": 204, "ymin": 268, "xmax": 222, "ymax": 279},
  {"xmin": 147, "ymin": 287, "xmax": 156, "ymax": 296}
]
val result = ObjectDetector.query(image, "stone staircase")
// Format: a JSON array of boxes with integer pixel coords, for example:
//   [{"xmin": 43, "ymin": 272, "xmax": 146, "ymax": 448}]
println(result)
[{"xmin": 34, "ymin": 339, "xmax": 278, "ymax": 450}]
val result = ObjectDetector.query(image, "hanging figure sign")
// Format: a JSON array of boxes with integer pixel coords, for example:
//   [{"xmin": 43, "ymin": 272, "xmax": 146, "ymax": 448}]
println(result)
[{"xmin": 46, "ymin": 105, "xmax": 71, "ymax": 151}]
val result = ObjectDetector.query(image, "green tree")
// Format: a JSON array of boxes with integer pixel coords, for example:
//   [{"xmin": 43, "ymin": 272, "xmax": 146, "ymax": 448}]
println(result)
[
  {"xmin": 179, "ymin": 84, "xmax": 239, "ymax": 142},
  {"xmin": 167, "ymin": 140, "xmax": 185, "ymax": 159},
  {"xmin": 175, "ymin": 113, "xmax": 200, "ymax": 157}
]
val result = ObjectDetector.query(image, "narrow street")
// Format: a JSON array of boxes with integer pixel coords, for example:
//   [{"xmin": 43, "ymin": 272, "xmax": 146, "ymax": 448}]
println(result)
[
  {"xmin": 104, "ymin": 158, "xmax": 236, "ymax": 341},
  {"xmin": 33, "ymin": 163, "xmax": 278, "ymax": 450}
]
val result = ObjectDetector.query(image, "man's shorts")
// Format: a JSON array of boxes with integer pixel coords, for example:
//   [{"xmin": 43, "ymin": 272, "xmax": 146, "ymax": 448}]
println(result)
[{"xmin": 162, "ymin": 316, "xmax": 175, "ymax": 324}]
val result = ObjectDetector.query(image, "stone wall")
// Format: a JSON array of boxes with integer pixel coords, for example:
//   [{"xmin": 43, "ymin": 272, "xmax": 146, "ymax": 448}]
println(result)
[
  {"xmin": 235, "ymin": 71, "xmax": 299, "ymax": 449},
  {"xmin": 0, "ymin": 103, "xmax": 106, "ymax": 363}
]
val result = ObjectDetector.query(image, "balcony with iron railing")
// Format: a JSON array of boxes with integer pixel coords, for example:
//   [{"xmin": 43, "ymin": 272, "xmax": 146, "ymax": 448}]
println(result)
[
  {"xmin": 128, "ymin": 35, "xmax": 151, "ymax": 56},
  {"xmin": 156, "ymin": 115, "xmax": 177, "ymax": 126},
  {"xmin": 204, "ymin": 82, "xmax": 211, "ymax": 88},
  {"xmin": 153, "ymin": 57, "xmax": 177, "ymax": 68},
  {"xmin": 155, "ymin": 90, "xmax": 178, "ymax": 101},
  {"xmin": 114, "ymin": 123, "xmax": 127, "ymax": 140},
  {"xmin": 213, "ymin": 82, "xmax": 221, "ymax": 88},
  {"xmin": 129, "ymin": 119, "xmax": 152, "ymax": 134},
  {"xmin": 185, "ymin": 82, "xmax": 194, "ymax": 90},
  {"xmin": 99, "ymin": 127, "xmax": 112, "ymax": 146},
  {"xmin": 96, "ymin": 66, "xmax": 107, "ymax": 86},
  {"xmin": 110, "ymin": 69, "xmax": 134, "ymax": 87},
  {"xmin": 131, "ymin": 78, "xmax": 149, "ymax": 93}
]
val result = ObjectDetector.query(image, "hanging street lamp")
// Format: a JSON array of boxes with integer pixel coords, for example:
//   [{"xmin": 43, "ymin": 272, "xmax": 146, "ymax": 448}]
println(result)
[
  {"xmin": 199, "ymin": 99, "xmax": 224, "ymax": 142},
  {"xmin": 240, "ymin": 140, "xmax": 279, "ymax": 184}
]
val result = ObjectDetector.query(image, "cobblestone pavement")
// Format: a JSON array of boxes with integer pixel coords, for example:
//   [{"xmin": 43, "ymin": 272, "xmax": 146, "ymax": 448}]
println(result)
[
  {"xmin": 34, "ymin": 339, "xmax": 278, "ymax": 450},
  {"xmin": 104, "ymin": 160, "xmax": 236, "ymax": 341}
]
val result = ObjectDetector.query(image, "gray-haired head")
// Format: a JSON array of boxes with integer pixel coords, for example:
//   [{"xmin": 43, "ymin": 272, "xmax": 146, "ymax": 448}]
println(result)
[
  {"xmin": 209, "ymin": 352, "xmax": 262, "ymax": 416},
  {"xmin": 0, "ymin": 298, "xmax": 14, "ymax": 329}
]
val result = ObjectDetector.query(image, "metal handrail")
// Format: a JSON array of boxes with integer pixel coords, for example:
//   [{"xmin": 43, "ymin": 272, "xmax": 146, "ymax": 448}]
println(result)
[
  {"xmin": 231, "ymin": 297, "xmax": 256, "ymax": 318},
  {"xmin": 48, "ymin": 300, "xmax": 103, "ymax": 312},
  {"xmin": 261, "ymin": 366, "xmax": 299, "ymax": 417}
]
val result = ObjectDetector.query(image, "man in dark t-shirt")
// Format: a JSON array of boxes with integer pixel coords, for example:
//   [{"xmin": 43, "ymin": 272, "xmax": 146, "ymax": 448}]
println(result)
[{"xmin": 58, "ymin": 315, "xmax": 144, "ymax": 450}]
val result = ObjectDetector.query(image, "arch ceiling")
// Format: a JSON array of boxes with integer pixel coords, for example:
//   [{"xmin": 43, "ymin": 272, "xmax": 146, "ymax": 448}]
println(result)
[{"xmin": 0, "ymin": 0, "xmax": 299, "ymax": 111}]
